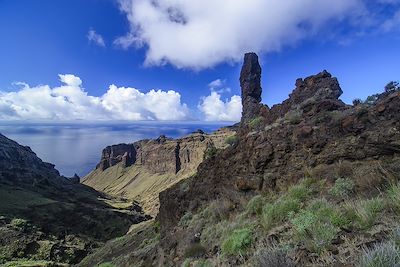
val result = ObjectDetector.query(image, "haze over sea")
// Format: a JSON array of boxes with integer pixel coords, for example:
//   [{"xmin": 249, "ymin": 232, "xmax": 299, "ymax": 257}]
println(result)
[{"xmin": 0, "ymin": 121, "xmax": 231, "ymax": 177}]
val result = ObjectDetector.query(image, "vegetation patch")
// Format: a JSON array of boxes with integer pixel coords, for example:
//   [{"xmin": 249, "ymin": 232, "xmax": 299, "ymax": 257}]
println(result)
[
  {"xmin": 221, "ymin": 227, "xmax": 253, "ymax": 256},
  {"xmin": 248, "ymin": 117, "xmax": 264, "ymax": 130},
  {"xmin": 329, "ymin": 178, "xmax": 354, "ymax": 198}
]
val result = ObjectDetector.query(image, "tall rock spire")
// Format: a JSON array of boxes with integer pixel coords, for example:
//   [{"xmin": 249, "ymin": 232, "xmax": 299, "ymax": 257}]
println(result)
[{"xmin": 240, "ymin": 53, "xmax": 263, "ymax": 124}]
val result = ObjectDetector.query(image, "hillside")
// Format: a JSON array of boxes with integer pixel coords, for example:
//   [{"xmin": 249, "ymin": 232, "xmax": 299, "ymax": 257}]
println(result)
[
  {"xmin": 0, "ymin": 134, "xmax": 149, "ymax": 266},
  {"xmin": 83, "ymin": 128, "xmax": 235, "ymax": 216},
  {"xmin": 80, "ymin": 53, "xmax": 400, "ymax": 267}
]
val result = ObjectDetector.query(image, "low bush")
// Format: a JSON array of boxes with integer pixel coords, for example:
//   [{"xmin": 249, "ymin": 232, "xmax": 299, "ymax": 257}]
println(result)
[
  {"xmin": 221, "ymin": 227, "xmax": 253, "ymax": 256},
  {"xmin": 248, "ymin": 117, "xmax": 264, "ymax": 130},
  {"xmin": 203, "ymin": 145, "xmax": 219, "ymax": 160},
  {"xmin": 246, "ymin": 195, "xmax": 266, "ymax": 215},
  {"xmin": 261, "ymin": 198, "xmax": 299, "ymax": 230},
  {"xmin": 253, "ymin": 245, "xmax": 295, "ymax": 267},
  {"xmin": 225, "ymin": 135, "xmax": 239, "ymax": 146},
  {"xmin": 354, "ymin": 198, "xmax": 385, "ymax": 230},
  {"xmin": 10, "ymin": 218, "xmax": 28, "ymax": 229},
  {"xmin": 358, "ymin": 242, "xmax": 400, "ymax": 267},
  {"xmin": 329, "ymin": 178, "xmax": 354, "ymax": 198},
  {"xmin": 291, "ymin": 199, "xmax": 341, "ymax": 253},
  {"xmin": 387, "ymin": 183, "xmax": 400, "ymax": 212},
  {"xmin": 98, "ymin": 263, "xmax": 117, "ymax": 267},
  {"xmin": 179, "ymin": 212, "xmax": 193, "ymax": 228},
  {"xmin": 184, "ymin": 244, "xmax": 207, "ymax": 258},
  {"xmin": 284, "ymin": 110, "xmax": 302, "ymax": 125}
]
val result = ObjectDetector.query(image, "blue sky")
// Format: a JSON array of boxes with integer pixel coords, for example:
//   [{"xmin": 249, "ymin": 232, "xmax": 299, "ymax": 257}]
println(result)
[{"xmin": 0, "ymin": 0, "xmax": 399, "ymax": 121}]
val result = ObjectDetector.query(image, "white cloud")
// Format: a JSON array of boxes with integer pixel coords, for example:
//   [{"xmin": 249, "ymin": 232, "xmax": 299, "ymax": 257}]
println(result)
[
  {"xmin": 0, "ymin": 75, "xmax": 190, "ymax": 121},
  {"xmin": 87, "ymin": 29, "xmax": 106, "ymax": 47},
  {"xmin": 116, "ymin": 0, "xmax": 363, "ymax": 69},
  {"xmin": 198, "ymin": 91, "xmax": 242, "ymax": 122}
]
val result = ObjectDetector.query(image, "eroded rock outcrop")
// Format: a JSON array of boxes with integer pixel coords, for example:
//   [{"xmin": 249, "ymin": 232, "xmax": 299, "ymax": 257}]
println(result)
[
  {"xmin": 97, "ymin": 143, "xmax": 136, "ymax": 171},
  {"xmin": 157, "ymin": 53, "xmax": 400, "ymax": 263},
  {"xmin": 240, "ymin": 53, "xmax": 265, "ymax": 124}
]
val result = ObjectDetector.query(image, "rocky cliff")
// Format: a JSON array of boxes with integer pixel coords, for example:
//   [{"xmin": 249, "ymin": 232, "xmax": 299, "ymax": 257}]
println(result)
[
  {"xmin": 83, "ymin": 127, "xmax": 236, "ymax": 216},
  {"xmin": 155, "ymin": 53, "xmax": 400, "ymax": 265},
  {"xmin": 0, "ymin": 134, "xmax": 149, "ymax": 265}
]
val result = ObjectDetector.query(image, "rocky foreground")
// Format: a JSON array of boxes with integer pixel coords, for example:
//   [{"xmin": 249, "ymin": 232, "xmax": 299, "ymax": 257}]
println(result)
[{"xmin": 81, "ymin": 53, "xmax": 400, "ymax": 267}]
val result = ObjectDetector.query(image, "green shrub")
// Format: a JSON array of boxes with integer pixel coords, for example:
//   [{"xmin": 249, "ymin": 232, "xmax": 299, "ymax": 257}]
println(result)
[
  {"xmin": 262, "ymin": 198, "xmax": 300, "ymax": 230},
  {"xmin": 184, "ymin": 244, "xmax": 207, "ymax": 258},
  {"xmin": 391, "ymin": 227, "xmax": 400, "ymax": 248},
  {"xmin": 284, "ymin": 110, "xmax": 302, "ymax": 125},
  {"xmin": 291, "ymin": 199, "xmax": 342, "ymax": 253},
  {"xmin": 98, "ymin": 263, "xmax": 117, "ymax": 267},
  {"xmin": 10, "ymin": 218, "xmax": 28, "ymax": 229},
  {"xmin": 179, "ymin": 212, "xmax": 193, "ymax": 228},
  {"xmin": 194, "ymin": 259, "xmax": 212, "ymax": 267},
  {"xmin": 384, "ymin": 81, "xmax": 400, "ymax": 93},
  {"xmin": 329, "ymin": 178, "xmax": 354, "ymax": 198},
  {"xmin": 354, "ymin": 198, "xmax": 385, "ymax": 230},
  {"xmin": 253, "ymin": 246, "xmax": 295, "ymax": 267},
  {"xmin": 248, "ymin": 117, "xmax": 264, "ymax": 130},
  {"xmin": 222, "ymin": 227, "xmax": 253, "ymax": 256},
  {"xmin": 287, "ymin": 183, "xmax": 311, "ymax": 202},
  {"xmin": 358, "ymin": 242, "xmax": 400, "ymax": 267},
  {"xmin": 246, "ymin": 195, "xmax": 266, "ymax": 215},
  {"xmin": 204, "ymin": 145, "xmax": 219, "ymax": 160},
  {"xmin": 387, "ymin": 183, "xmax": 400, "ymax": 212},
  {"xmin": 225, "ymin": 135, "xmax": 239, "ymax": 146}
]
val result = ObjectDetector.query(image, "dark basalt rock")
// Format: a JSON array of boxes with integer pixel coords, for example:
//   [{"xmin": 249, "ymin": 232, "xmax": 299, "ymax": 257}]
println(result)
[
  {"xmin": 157, "ymin": 54, "xmax": 400, "ymax": 260},
  {"xmin": 240, "ymin": 52, "xmax": 265, "ymax": 124}
]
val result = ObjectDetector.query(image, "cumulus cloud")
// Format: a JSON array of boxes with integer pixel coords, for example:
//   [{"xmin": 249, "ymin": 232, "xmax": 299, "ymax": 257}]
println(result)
[
  {"xmin": 0, "ymin": 75, "xmax": 190, "ymax": 121},
  {"xmin": 87, "ymin": 29, "xmax": 106, "ymax": 47},
  {"xmin": 199, "ymin": 79, "xmax": 241, "ymax": 121},
  {"xmin": 116, "ymin": 0, "xmax": 363, "ymax": 69}
]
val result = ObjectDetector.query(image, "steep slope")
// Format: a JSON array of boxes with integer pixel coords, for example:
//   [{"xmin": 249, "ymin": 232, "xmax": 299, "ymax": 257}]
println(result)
[
  {"xmin": 83, "ymin": 128, "xmax": 235, "ymax": 216},
  {"xmin": 0, "ymin": 134, "xmax": 149, "ymax": 265}
]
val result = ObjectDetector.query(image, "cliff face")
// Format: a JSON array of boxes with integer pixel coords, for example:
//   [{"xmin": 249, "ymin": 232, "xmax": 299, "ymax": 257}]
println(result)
[
  {"xmin": 0, "ymin": 134, "xmax": 60, "ymax": 183},
  {"xmin": 83, "ymin": 128, "xmax": 236, "ymax": 215},
  {"xmin": 157, "ymin": 53, "xmax": 400, "ymax": 263},
  {"xmin": 0, "ymin": 134, "xmax": 149, "ymax": 265}
]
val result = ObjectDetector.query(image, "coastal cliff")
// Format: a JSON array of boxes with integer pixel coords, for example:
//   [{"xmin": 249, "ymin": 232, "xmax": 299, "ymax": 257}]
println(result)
[{"xmin": 83, "ymin": 127, "xmax": 236, "ymax": 216}]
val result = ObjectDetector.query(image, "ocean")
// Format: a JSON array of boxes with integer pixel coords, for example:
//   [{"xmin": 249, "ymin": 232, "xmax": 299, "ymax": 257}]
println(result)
[{"xmin": 0, "ymin": 121, "xmax": 232, "ymax": 177}]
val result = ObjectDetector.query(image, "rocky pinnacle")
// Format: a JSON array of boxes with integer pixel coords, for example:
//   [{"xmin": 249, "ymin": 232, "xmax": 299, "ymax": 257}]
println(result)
[{"xmin": 240, "ymin": 52, "xmax": 263, "ymax": 124}]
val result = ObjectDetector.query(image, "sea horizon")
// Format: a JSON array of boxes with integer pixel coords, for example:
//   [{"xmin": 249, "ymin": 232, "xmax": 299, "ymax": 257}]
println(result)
[{"xmin": 0, "ymin": 121, "xmax": 234, "ymax": 177}]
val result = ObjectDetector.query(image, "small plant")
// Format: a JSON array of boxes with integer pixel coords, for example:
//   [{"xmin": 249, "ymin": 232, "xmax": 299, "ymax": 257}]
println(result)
[
  {"xmin": 353, "ymin": 98, "xmax": 362, "ymax": 106},
  {"xmin": 329, "ymin": 178, "xmax": 355, "ymax": 198},
  {"xmin": 262, "ymin": 198, "xmax": 300, "ymax": 230},
  {"xmin": 246, "ymin": 195, "xmax": 266, "ymax": 215},
  {"xmin": 225, "ymin": 135, "xmax": 239, "ymax": 146},
  {"xmin": 284, "ymin": 110, "xmax": 302, "ymax": 125},
  {"xmin": 179, "ymin": 212, "xmax": 193, "ymax": 228},
  {"xmin": 98, "ymin": 263, "xmax": 117, "ymax": 267},
  {"xmin": 248, "ymin": 116, "xmax": 264, "ymax": 130},
  {"xmin": 364, "ymin": 94, "xmax": 379, "ymax": 105},
  {"xmin": 358, "ymin": 242, "xmax": 400, "ymax": 267},
  {"xmin": 253, "ymin": 245, "xmax": 295, "ymax": 267},
  {"xmin": 184, "ymin": 244, "xmax": 207, "ymax": 258},
  {"xmin": 204, "ymin": 145, "xmax": 219, "ymax": 160},
  {"xmin": 10, "ymin": 218, "xmax": 28, "ymax": 229},
  {"xmin": 354, "ymin": 198, "xmax": 385, "ymax": 230},
  {"xmin": 384, "ymin": 81, "xmax": 400, "ymax": 93},
  {"xmin": 387, "ymin": 183, "xmax": 400, "ymax": 212},
  {"xmin": 221, "ymin": 227, "xmax": 253, "ymax": 256},
  {"xmin": 287, "ymin": 183, "xmax": 311, "ymax": 202}
]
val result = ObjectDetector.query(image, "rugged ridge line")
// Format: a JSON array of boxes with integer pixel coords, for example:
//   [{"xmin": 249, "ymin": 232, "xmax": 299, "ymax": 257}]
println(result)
[{"xmin": 157, "ymin": 53, "xmax": 400, "ymax": 263}]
